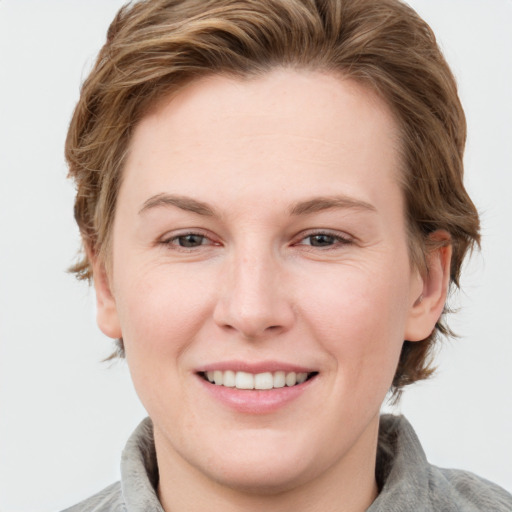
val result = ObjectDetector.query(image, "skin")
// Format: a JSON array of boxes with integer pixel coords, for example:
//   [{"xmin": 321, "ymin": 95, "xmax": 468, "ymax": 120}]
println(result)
[{"xmin": 92, "ymin": 69, "xmax": 451, "ymax": 512}]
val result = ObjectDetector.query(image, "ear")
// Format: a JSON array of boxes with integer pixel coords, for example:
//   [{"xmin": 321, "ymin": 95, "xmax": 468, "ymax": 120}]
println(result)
[
  {"xmin": 405, "ymin": 231, "xmax": 452, "ymax": 342},
  {"xmin": 88, "ymin": 246, "xmax": 122, "ymax": 340}
]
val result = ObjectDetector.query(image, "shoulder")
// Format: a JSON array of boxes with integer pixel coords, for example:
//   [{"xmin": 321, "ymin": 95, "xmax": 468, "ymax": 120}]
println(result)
[
  {"xmin": 60, "ymin": 418, "xmax": 161, "ymax": 512},
  {"xmin": 61, "ymin": 481, "xmax": 125, "ymax": 512},
  {"xmin": 372, "ymin": 415, "xmax": 512, "ymax": 511},
  {"xmin": 429, "ymin": 466, "xmax": 512, "ymax": 511}
]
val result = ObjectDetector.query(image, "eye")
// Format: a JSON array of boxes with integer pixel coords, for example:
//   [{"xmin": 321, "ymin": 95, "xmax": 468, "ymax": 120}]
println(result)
[
  {"xmin": 161, "ymin": 232, "xmax": 213, "ymax": 249},
  {"xmin": 174, "ymin": 234, "xmax": 207, "ymax": 247},
  {"xmin": 306, "ymin": 234, "xmax": 337, "ymax": 247},
  {"xmin": 297, "ymin": 231, "xmax": 352, "ymax": 248}
]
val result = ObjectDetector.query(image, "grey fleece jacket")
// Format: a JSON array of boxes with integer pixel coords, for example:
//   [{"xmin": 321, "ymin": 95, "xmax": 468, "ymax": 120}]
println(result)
[{"xmin": 62, "ymin": 415, "xmax": 512, "ymax": 511}]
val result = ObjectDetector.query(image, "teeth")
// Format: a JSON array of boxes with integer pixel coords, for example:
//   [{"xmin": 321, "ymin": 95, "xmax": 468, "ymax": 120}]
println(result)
[
  {"xmin": 296, "ymin": 372, "xmax": 308, "ymax": 384},
  {"xmin": 273, "ymin": 371, "xmax": 285, "ymax": 388},
  {"xmin": 254, "ymin": 372, "xmax": 273, "ymax": 390},
  {"xmin": 223, "ymin": 370, "xmax": 236, "ymax": 387},
  {"xmin": 235, "ymin": 371, "xmax": 254, "ymax": 389},
  {"xmin": 204, "ymin": 370, "xmax": 312, "ymax": 389},
  {"xmin": 285, "ymin": 372, "xmax": 296, "ymax": 387}
]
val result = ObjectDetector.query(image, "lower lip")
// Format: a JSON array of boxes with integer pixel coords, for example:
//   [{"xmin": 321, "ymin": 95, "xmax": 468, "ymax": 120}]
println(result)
[{"xmin": 197, "ymin": 374, "xmax": 317, "ymax": 414}]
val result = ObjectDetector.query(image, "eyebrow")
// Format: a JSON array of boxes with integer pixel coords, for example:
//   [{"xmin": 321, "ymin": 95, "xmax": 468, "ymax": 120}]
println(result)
[
  {"xmin": 138, "ymin": 193, "xmax": 377, "ymax": 217},
  {"xmin": 139, "ymin": 193, "xmax": 215, "ymax": 216},
  {"xmin": 289, "ymin": 195, "xmax": 377, "ymax": 216}
]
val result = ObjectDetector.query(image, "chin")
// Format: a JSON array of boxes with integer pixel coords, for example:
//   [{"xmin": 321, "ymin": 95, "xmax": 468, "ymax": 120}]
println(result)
[
  {"xmin": 207, "ymin": 458, "xmax": 315, "ymax": 496},
  {"xmin": 188, "ymin": 429, "xmax": 324, "ymax": 495}
]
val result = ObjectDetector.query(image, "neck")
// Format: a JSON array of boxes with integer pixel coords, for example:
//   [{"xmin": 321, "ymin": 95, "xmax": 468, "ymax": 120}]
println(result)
[{"xmin": 155, "ymin": 414, "xmax": 380, "ymax": 512}]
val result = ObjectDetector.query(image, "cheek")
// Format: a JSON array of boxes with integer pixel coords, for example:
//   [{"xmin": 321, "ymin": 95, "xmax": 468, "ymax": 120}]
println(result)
[
  {"xmin": 113, "ymin": 264, "xmax": 217, "ymax": 420},
  {"xmin": 114, "ymin": 263, "xmax": 215, "ymax": 363},
  {"xmin": 298, "ymin": 263, "xmax": 410, "ymax": 389}
]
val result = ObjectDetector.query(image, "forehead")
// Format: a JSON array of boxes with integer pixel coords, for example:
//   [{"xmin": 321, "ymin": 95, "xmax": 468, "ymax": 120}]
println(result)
[{"xmin": 122, "ymin": 69, "xmax": 402, "ymax": 213}]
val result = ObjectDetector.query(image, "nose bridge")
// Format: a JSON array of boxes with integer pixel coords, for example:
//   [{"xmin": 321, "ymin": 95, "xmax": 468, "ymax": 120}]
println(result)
[{"xmin": 214, "ymin": 238, "xmax": 293, "ymax": 338}]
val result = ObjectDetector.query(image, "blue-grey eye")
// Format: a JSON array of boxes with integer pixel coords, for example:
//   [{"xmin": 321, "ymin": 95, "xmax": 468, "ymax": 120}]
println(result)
[
  {"xmin": 176, "ymin": 234, "xmax": 206, "ymax": 247},
  {"xmin": 308, "ymin": 234, "xmax": 336, "ymax": 247}
]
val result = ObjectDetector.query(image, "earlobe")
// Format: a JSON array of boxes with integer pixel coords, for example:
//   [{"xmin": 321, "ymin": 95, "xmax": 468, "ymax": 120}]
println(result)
[
  {"xmin": 405, "ymin": 232, "xmax": 452, "ymax": 342},
  {"xmin": 88, "ymin": 248, "xmax": 122, "ymax": 340}
]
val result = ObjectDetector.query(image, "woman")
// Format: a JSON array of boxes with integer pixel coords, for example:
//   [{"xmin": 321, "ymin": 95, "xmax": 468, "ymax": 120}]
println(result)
[{"xmin": 62, "ymin": 0, "xmax": 512, "ymax": 510}]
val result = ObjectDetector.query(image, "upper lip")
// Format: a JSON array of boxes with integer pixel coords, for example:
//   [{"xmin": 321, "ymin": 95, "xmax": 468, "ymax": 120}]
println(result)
[{"xmin": 195, "ymin": 360, "xmax": 316, "ymax": 374}]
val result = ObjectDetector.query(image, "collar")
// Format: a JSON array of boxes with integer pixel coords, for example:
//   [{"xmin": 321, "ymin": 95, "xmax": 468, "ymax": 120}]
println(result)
[{"xmin": 118, "ymin": 415, "xmax": 509, "ymax": 511}]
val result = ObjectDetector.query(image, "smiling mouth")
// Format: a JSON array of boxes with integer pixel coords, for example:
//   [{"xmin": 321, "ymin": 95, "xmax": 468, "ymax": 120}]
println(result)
[{"xmin": 200, "ymin": 370, "xmax": 318, "ymax": 390}]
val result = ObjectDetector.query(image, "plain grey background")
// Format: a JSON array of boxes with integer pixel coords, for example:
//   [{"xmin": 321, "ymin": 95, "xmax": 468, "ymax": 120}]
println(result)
[{"xmin": 0, "ymin": 1, "xmax": 511, "ymax": 511}]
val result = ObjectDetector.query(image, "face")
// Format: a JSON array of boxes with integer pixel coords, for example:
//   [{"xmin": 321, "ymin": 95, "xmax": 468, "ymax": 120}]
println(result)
[{"xmin": 95, "ymin": 69, "xmax": 442, "ymax": 495}]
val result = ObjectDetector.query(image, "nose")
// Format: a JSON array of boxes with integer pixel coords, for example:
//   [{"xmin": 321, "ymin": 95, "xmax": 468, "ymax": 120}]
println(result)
[{"xmin": 213, "ymin": 248, "xmax": 295, "ymax": 340}]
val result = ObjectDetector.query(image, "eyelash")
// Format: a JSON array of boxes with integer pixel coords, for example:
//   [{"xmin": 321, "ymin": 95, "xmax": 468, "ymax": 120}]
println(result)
[
  {"xmin": 160, "ymin": 230, "xmax": 353, "ymax": 251},
  {"xmin": 160, "ymin": 231, "xmax": 218, "ymax": 250},
  {"xmin": 294, "ymin": 230, "xmax": 353, "ymax": 250}
]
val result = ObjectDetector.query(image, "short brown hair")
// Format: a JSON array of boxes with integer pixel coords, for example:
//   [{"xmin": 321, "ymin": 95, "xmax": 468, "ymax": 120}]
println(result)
[{"xmin": 66, "ymin": 0, "xmax": 480, "ymax": 394}]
